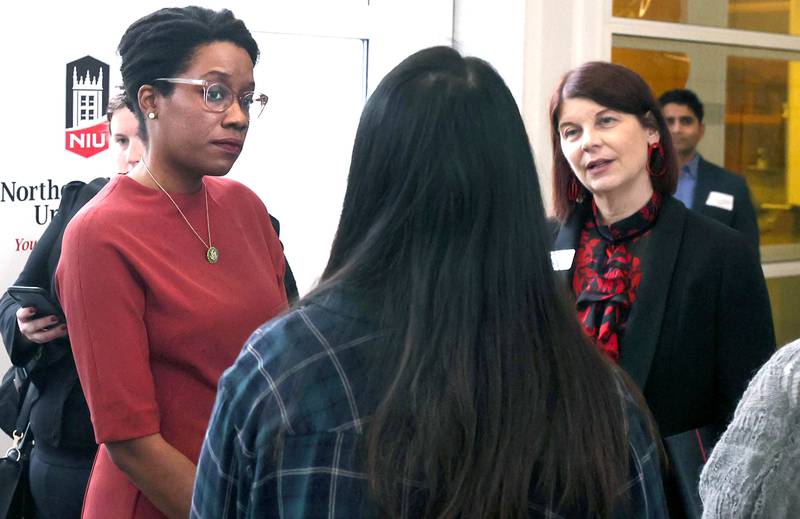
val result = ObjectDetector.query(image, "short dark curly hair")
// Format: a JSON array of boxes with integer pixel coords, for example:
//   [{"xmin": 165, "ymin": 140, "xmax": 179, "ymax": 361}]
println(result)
[
  {"xmin": 658, "ymin": 88, "xmax": 704, "ymax": 122},
  {"xmin": 118, "ymin": 6, "xmax": 259, "ymax": 131}
]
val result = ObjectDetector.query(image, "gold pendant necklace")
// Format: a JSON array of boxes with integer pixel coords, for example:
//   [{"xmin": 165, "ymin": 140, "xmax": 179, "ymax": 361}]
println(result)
[{"xmin": 140, "ymin": 157, "xmax": 218, "ymax": 264}]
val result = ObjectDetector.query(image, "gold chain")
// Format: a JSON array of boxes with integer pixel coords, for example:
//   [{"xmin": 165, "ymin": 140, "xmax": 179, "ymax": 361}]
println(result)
[{"xmin": 140, "ymin": 156, "xmax": 218, "ymax": 263}]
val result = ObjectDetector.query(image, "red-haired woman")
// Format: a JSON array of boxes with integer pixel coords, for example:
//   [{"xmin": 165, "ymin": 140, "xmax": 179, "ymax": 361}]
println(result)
[{"xmin": 549, "ymin": 62, "xmax": 774, "ymax": 439}]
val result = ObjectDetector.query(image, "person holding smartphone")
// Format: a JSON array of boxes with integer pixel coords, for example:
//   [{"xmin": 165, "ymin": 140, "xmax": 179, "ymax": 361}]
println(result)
[
  {"xmin": 0, "ymin": 93, "xmax": 145, "ymax": 519},
  {"xmin": 1, "ymin": 177, "xmax": 104, "ymax": 519}
]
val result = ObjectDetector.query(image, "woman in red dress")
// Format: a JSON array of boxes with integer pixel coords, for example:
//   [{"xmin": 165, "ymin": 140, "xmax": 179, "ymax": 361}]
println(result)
[{"xmin": 56, "ymin": 7, "xmax": 287, "ymax": 518}]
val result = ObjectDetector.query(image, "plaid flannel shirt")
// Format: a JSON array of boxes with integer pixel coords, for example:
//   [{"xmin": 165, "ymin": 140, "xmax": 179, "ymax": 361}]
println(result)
[{"xmin": 192, "ymin": 287, "xmax": 668, "ymax": 518}]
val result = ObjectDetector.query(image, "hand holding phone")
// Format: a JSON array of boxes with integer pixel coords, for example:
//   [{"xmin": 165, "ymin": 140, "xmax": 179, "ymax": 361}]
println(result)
[
  {"xmin": 7, "ymin": 286, "xmax": 68, "ymax": 344},
  {"xmin": 7, "ymin": 286, "xmax": 65, "ymax": 322}
]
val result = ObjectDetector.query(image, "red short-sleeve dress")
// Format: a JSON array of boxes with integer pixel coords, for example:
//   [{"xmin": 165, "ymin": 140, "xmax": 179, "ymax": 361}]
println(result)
[{"xmin": 56, "ymin": 174, "xmax": 288, "ymax": 518}]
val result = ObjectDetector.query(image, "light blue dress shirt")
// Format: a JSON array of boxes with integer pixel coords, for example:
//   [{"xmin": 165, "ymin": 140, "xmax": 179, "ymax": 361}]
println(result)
[{"xmin": 674, "ymin": 154, "xmax": 699, "ymax": 209}]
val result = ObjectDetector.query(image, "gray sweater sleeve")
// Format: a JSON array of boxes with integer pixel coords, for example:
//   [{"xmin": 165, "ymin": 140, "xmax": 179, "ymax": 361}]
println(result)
[{"xmin": 699, "ymin": 339, "xmax": 800, "ymax": 518}]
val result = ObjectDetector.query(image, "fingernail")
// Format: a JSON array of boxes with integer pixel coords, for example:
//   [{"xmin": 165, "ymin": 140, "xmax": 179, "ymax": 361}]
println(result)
[{"xmin": 50, "ymin": 317, "xmax": 59, "ymax": 323}]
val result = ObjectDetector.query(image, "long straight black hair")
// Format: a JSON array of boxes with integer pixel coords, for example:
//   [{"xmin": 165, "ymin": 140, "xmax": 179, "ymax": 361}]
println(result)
[{"xmin": 319, "ymin": 46, "xmax": 632, "ymax": 518}]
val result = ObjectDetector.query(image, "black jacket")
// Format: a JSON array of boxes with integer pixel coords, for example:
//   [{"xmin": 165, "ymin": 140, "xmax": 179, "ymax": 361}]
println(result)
[
  {"xmin": 692, "ymin": 156, "xmax": 759, "ymax": 257},
  {"xmin": 0, "ymin": 178, "xmax": 107, "ymax": 450},
  {"xmin": 553, "ymin": 196, "xmax": 775, "ymax": 436}
]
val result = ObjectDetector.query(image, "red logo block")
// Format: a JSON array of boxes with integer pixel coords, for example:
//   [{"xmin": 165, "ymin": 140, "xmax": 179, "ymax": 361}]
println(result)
[
  {"xmin": 65, "ymin": 56, "xmax": 110, "ymax": 159},
  {"xmin": 65, "ymin": 122, "xmax": 109, "ymax": 158}
]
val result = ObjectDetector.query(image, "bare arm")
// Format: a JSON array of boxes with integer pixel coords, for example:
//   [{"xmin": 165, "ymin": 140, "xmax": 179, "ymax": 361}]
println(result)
[{"xmin": 106, "ymin": 433, "xmax": 196, "ymax": 519}]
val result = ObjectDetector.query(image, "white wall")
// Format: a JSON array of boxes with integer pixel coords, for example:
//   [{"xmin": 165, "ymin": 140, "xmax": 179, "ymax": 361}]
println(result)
[
  {"xmin": 227, "ymin": 0, "xmax": 454, "ymax": 294},
  {"xmin": 453, "ymin": 0, "xmax": 527, "ymax": 106},
  {"xmin": 451, "ymin": 0, "xmax": 613, "ymax": 214}
]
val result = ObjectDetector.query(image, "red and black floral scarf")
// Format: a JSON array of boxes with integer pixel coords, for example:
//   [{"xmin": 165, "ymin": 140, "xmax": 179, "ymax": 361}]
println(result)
[{"xmin": 572, "ymin": 193, "xmax": 662, "ymax": 361}]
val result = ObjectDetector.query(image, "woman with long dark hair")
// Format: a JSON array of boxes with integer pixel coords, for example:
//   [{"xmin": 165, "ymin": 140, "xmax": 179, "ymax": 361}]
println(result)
[
  {"xmin": 549, "ymin": 62, "xmax": 774, "ymax": 443},
  {"xmin": 192, "ymin": 47, "xmax": 667, "ymax": 518}
]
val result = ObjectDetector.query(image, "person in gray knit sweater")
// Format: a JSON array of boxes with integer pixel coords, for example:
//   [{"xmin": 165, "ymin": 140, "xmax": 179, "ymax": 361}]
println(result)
[{"xmin": 699, "ymin": 338, "xmax": 800, "ymax": 518}]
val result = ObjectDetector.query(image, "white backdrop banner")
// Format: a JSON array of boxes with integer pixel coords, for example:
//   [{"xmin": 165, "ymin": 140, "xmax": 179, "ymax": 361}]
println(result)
[{"xmin": 1, "ymin": 6, "xmax": 130, "ymax": 294}]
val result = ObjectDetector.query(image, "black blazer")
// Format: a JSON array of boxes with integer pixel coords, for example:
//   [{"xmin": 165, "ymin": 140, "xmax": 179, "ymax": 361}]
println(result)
[
  {"xmin": 553, "ymin": 196, "xmax": 775, "ymax": 437},
  {"xmin": 692, "ymin": 156, "xmax": 759, "ymax": 256},
  {"xmin": 0, "ymin": 178, "xmax": 108, "ymax": 450}
]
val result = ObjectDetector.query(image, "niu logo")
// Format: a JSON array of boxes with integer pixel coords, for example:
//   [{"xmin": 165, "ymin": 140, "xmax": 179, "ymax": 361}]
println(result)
[{"xmin": 65, "ymin": 56, "xmax": 110, "ymax": 158}]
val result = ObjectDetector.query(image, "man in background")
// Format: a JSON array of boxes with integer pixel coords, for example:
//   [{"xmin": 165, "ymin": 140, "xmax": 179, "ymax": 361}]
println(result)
[{"xmin": 659, "ymin": 89, "xmax": 760, "ymax": 255}]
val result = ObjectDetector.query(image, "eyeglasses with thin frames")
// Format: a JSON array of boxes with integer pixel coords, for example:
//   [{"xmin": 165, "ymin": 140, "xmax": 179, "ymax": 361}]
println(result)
[{"xmin": 153, "ymin": 78, "xmax": 268, "ymax": 118}]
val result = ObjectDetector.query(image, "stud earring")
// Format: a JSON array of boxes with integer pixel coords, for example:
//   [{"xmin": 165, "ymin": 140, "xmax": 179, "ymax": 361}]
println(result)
[{"xmin": 147, "ymin": 112, "xmax": 157, "ymax": 120}]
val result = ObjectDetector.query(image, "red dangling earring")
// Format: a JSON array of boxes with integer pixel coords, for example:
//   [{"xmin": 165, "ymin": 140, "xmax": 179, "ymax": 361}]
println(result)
[
  {"xmin": 647, "ymin": 141, "xmax": 667, "ymax": 177},
  {"xmin": 568, "ymin": 176, "xmax": 580, "ymax": 202}
]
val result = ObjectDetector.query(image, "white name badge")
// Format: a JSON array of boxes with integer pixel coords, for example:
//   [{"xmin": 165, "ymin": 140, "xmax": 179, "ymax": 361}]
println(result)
[
  {"xmin": 705, "ymin": 191, "xmax": 734, "ymax": 211},
  {"xmin": 550, "ymin": 249, "xmax": 576, "ymax": 271}
]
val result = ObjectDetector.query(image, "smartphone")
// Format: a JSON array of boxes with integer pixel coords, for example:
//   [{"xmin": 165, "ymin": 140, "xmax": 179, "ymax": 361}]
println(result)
[{"xmin": 6, "ymin": 286, "xmax": 65, "ymax": 322}]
